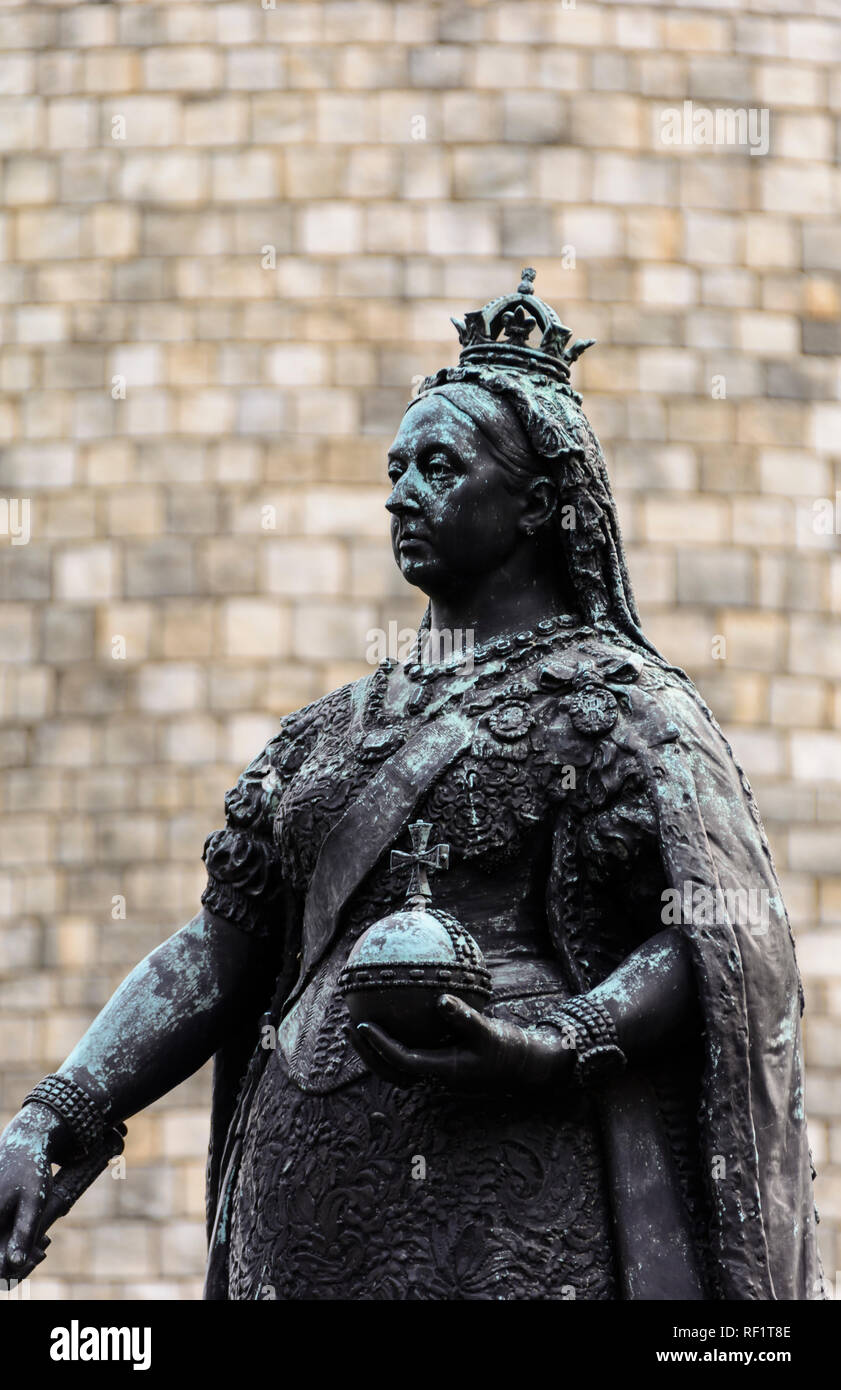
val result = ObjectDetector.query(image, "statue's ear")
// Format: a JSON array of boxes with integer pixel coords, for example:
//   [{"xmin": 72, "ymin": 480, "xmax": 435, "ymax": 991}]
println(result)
[{"xmin": 519, "ymin": 476, "xmax": 558, "ymax": 533}]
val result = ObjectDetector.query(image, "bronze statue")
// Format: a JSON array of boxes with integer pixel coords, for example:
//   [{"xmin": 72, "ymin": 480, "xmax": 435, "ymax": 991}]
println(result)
[{"xmin": 0, "ymin": 269, "xmax": 825, "ymax": 1300}]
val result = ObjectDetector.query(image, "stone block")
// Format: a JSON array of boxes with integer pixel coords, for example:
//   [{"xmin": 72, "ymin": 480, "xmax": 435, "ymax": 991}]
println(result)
[
  {"xmin": 263, "ymin": 538, "xmax": 345, "ymax": 596},
  {"xmin": 90, "ymin": 1224, "xmax": 157, "ymax": 1281},
  {"xmin": 222, "ymin": 598, "xmax": 290, "ymax": 659},
  {"xmin": 677, "ymin": 549, "xmax": 755, "ymax": 607},
  {"xmin": 142, "ymin": 47, "xmax": 221, "ymax": 92},
  {"xmin": 124, "ymin": 542, "xmax": 195, "ymax": 599}
]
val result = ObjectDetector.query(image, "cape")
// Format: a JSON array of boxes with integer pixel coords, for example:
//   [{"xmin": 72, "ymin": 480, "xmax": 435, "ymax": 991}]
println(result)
[
  {"xmin": 202, "ymin": 645, "xmax": 824, "ymax": 1301},
  {"xmin": 626, "ymin": 677, "xmax": 822, "ymax": 1300}
]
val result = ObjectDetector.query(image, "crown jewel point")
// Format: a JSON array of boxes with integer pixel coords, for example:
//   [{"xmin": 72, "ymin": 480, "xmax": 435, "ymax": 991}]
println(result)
[{"xmin": 518, "ymin": 267, "xmax": 537, "ymax": 295}]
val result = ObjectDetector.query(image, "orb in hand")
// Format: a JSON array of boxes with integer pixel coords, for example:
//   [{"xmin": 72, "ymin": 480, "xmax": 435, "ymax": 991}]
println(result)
[{"xmin": 339, "ymin": 905, "xmax": 492, "ymax": 1048}]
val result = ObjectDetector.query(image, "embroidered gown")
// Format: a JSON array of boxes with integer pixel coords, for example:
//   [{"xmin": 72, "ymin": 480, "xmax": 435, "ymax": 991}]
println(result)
[{"xmin": 200, "ymin": 619, "xmax": 822, "ymax": 1302}]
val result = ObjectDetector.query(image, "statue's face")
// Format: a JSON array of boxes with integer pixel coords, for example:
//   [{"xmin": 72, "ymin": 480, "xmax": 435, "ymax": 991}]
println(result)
[{"xmin": 385, "ymin": 392, "xmax": 529, "ymax": 595}]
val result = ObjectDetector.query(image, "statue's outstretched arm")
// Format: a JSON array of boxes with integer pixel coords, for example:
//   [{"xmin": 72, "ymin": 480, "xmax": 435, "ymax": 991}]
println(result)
[{"xmin": 0, "ymin": 909, "xmax": 276, "ymax": 1280}]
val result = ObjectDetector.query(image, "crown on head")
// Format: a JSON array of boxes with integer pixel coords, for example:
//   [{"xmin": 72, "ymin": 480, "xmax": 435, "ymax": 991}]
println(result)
[{"xmin": 450, "ymin": 267, "xmax": 595, "ymax": 386}]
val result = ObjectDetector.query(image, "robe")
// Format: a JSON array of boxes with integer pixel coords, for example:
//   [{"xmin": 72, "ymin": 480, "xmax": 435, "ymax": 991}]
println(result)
[{"xmin": 200, "ymin": 633, "xmax": 824, "ymax": 1301}]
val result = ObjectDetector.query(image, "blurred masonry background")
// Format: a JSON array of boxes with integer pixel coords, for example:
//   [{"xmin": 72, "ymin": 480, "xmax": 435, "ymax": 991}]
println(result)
[{"xmin": 0, "ymin": 0, "xmax": 840, "ymax": 1299}]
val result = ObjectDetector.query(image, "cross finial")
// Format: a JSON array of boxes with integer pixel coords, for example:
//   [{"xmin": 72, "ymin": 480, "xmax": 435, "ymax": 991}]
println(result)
[{"xmin": 390, "ymin": 821, "xmax": 450, "ymax": 906}]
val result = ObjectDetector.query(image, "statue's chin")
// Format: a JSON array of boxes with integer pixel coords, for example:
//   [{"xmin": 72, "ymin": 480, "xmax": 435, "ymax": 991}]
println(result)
[{"xmin": 397, "ymin": 552, "xmax": 441, "ymax": 590}]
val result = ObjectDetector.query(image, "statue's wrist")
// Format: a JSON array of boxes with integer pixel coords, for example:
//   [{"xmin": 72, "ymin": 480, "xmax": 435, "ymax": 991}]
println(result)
[
  {"xmin": 21, "ymin": 1073, "xmax": 112, "ymax": 1162},
  {"xmin": 553, "ymin": 995, "xmax": 627, "ymax": 1089},
  {"xmin": 11, "ymin": 1101, "xmax": 71, "ymax": 1163}
]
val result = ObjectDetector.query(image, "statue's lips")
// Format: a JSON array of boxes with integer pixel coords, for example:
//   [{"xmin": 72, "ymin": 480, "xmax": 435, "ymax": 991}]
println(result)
[{"xmin": 397, "ymin": 534, "xmax": 432, "ymax": 551}]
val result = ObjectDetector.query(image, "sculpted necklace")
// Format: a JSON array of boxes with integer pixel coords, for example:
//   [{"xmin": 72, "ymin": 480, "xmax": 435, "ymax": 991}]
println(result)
[
  {"xmin": 360, "ymin": 608, "xmax": 585, "ymax": 746},
  {"xmin": 402, "ymin": 608, "xmax": 581, "ymax": 713}
]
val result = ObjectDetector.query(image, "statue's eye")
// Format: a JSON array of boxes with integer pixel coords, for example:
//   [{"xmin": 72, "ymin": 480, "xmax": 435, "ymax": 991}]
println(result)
[
  {"xmin": 387, "ymin": 461, "xmax": 405, "ymax": 483},
  {"xmin": 424, "ymin": 449, "xmax": 455, "ymax": 475}
]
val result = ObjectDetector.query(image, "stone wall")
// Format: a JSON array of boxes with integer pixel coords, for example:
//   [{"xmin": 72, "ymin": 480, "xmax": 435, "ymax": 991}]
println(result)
[{"xmin": 1, "ymin": 0, "xmax": 839, "ymax": 1299}]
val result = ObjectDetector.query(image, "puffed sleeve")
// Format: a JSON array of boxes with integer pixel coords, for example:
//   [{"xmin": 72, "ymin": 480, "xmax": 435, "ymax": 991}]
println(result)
[{"xmin": 201, "ymin": 731, "xmax": 288, "ymax": 937}]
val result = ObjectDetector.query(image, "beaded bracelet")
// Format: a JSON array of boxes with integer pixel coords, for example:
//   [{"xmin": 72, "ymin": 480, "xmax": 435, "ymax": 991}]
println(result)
[
  {"xmin": 557, "ymin": 995, "xmax": 627, "ymax": 1088},
  {"xmin": 23, "ymin": 1074, "xmax": 110, "ymax": 1160}
]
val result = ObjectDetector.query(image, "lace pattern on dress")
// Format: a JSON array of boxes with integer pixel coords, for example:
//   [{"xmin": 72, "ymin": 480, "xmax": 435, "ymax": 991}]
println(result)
[{"xmin": 228, "ymin": 1047, "xmax": 616, "ymax": 1301}]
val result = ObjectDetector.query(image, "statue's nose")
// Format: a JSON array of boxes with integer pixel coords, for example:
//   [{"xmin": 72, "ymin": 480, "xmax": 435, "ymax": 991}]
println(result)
[{"xmin": 385, "ymin": 484, "xmax": 421, "ymax": 516}]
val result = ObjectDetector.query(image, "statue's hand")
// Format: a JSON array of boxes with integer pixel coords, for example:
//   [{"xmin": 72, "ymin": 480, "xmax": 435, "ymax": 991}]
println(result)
[
  {"xmin": 0, "ymin": 1105, "xmax": 60, "ymax": 1282},
  {"xmin": 349, "ymin": 994, "xmax": 574, "ymax": 1092}
]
